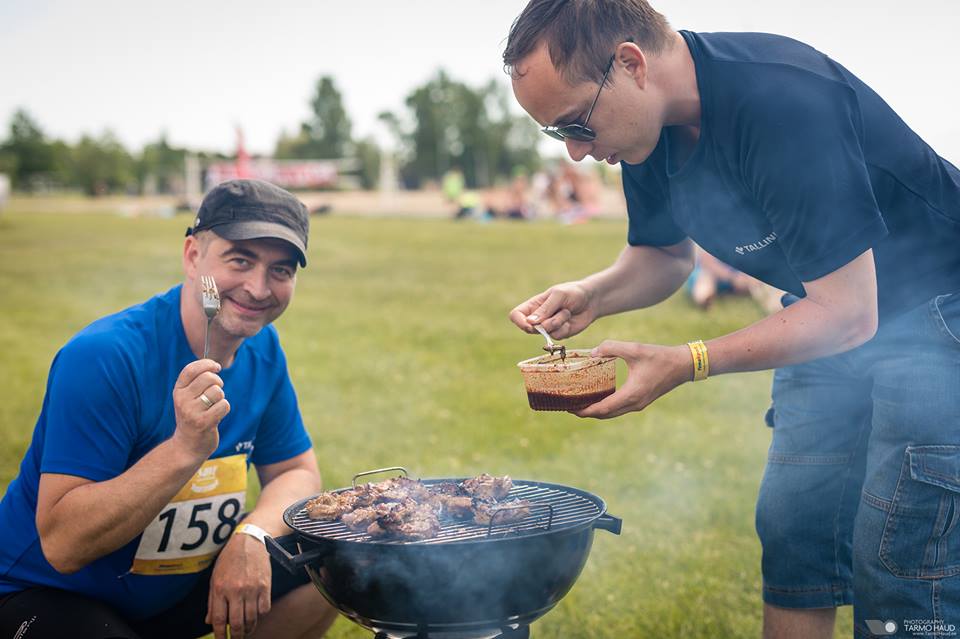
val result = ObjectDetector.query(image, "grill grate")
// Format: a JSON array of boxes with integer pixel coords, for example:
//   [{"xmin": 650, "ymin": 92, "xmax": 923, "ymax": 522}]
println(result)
[{"xmin": 288, "ymin": 480, "xmax": 603, "ymax": 545}]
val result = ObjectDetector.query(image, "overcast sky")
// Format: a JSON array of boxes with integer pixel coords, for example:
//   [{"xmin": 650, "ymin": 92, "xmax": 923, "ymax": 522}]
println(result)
[{"xmin": 2, "ymin": 0, "xmax": 958, "ymax": 162}]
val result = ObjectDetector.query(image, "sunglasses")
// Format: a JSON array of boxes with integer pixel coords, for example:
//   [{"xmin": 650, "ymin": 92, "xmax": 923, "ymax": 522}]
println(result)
[{"xmin": 541, "ymin": 55, "xmax": 615, "ymax": 142}]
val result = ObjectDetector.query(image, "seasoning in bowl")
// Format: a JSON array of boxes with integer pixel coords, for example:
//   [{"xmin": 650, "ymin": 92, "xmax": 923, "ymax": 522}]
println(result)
[{"xmin": 516, "ymin": 349, "xmax": 616, "ymax": 411}]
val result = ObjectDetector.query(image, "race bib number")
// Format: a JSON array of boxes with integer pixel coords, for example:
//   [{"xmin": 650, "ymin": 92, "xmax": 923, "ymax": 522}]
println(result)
[{"xmin": 131, "ymin": 454, "xmax": 247, "ymax": 575}]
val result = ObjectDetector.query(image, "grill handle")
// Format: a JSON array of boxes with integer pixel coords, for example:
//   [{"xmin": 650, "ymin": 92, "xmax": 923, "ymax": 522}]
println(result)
[
  {"xmin": 486, "ymin": 503, "xmax": 554, "ymax": 537},
  {"xmin": 265, "ymin": 535, "xmax": 325, "ymax": 574},
  {"xmin": 352, "ymin": 466, "xmax": 409, "ymax": 487},
  {"xmin": 593, "ymin": 513, "xmax": 622, "ymax": 535}
]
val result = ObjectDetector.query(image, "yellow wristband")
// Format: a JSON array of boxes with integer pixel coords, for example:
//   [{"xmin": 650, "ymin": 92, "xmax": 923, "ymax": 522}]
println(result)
[{"xmin": 687, "ymin": 340, "xmax": 709, "ymax": 382}]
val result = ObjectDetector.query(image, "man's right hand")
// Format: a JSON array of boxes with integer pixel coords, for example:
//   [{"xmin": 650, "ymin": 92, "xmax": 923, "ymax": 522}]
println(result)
[
  {"xmin": 509, "ymin": 281, "xmax": 598, "ymax": 340},
  {"xmin": 172, "ymin": 359, "xmax": 230, "ymax": 460}
]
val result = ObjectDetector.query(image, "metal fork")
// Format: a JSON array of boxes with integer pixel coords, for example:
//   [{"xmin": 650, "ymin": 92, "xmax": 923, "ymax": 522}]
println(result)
[
  {"xmin": 534, "ymin": 324, "xmax": 566, "ymax": 360},
  {"xmin": 199, "ymin": 275, "xmax": 221, "ymax": 360}
]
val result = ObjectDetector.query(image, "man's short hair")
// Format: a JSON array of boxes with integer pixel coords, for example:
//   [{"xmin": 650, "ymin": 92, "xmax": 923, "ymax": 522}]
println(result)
[
  {"xmin": 503, "ymin": 0, "xmax": 672, "ymax": 85},
  {"xmin": 192, "ymin": 229, "xmax": 215, "ymax": 255}
]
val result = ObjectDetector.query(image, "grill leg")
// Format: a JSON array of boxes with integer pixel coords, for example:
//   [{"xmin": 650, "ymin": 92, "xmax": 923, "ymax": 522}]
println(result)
[{"xmin": 498, "ymin": 627, "xmax": 530, "ymax": 639}]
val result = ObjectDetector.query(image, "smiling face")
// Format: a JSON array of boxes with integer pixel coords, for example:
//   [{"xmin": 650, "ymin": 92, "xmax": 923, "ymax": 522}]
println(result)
[
  {"xmin": 512, "ymin": 40, "xmax": 665, "ymax": 166},
  {"xmin": 184, "ymin": 232, "xmax": 298, "ymax": 339}
]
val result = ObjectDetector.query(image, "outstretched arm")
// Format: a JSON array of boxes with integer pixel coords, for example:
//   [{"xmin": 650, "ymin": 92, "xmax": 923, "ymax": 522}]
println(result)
[
  {"xmin": 577, "ymin": 249, "xmax": 878, "ymax": 419},
  {"xmin": 509, "ymin": 239, "xmax": 695, "ymax": 339}
]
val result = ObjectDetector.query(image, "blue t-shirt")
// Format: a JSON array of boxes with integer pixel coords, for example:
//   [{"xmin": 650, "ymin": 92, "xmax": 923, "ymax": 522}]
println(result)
[
  {"xmin": 0, "ymin": 285, "xmax": 312, "ymax": 618},
  {"xmin": 624, "ymin": 31, "xmax": 960, "ymax": 319}
]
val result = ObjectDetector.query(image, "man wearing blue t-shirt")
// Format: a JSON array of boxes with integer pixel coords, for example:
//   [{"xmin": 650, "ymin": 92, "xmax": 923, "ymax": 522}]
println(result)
[
  {"xmin": 0, "ymin": 179, "xmax": 337, "ymax": 639},
  {"xmin": 504, "ymin": 1, "xmax": 960, "ymax": 637}
]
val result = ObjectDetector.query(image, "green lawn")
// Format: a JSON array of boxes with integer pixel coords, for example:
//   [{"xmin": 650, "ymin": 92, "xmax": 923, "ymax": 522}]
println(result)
[{"xmin": 0, "ymin": 209, "xmax": 853, "ymax": 638}]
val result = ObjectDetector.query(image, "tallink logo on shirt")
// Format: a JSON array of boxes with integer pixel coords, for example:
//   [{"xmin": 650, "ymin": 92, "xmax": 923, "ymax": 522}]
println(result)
[{"xmin": 735, "ymin": 232, "xmax": 777, "ymax": 255}]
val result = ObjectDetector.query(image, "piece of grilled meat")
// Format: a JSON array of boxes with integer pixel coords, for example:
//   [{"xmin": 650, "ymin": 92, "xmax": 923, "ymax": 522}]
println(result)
[
  {"xmin": 342, "ymin": 501, "xmax": 402, "ymax": 532},
  {"xmin": 376, "ymin": 477, "xmax": 435, "ymax": 503},
  {"xmin": 436, "ymin": 494, "xmax": 475, "ymax": 520},
  {"xmin": 305, "ymin": 491, "xmax": 358, "ymax": 521},
  {"xmin": 432, "ymin": 481, "xmax": 465, "ymax": 496},
  {"xmin": 472, "ymin": 498, "xmax": 532, "ymax": 526},
  {"xmin": 461, "ymin": 474, "xmax": 513, "ymax": 502},
  {"xmin": 351, "ymin": 483, "xmax": 385, "ymax": 507},
  {"xmin": 367, "ymin": 500, "xmax": 441, "ymax": 540}
]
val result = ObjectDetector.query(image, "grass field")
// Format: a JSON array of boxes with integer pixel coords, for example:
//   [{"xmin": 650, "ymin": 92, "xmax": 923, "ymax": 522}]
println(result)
[{"xmin": 0, "ymin": 209, "xmax": 853, "ymax": 637}]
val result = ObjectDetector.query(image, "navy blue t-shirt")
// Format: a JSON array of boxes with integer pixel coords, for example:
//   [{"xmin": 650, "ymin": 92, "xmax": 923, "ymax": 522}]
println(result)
[
  {"xmin": 624, "ymin": 30, "xmax": 960, "ymax": 319},
  {"xmin": 0, "ymin": 285, "xmax": 312, "ymax": 618}
]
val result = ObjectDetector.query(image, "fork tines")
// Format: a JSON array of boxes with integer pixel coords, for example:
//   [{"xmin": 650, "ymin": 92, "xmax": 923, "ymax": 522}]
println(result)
[{"xmin": 200, "ymin": 275, "xmax": 221, "ymax": 317}]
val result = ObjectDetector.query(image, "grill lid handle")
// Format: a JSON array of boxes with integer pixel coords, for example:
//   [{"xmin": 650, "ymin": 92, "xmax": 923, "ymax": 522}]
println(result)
[
  {"xmin": 265, "ymin": 535, "xmax": 325, "ymax": 574},
  {"xmin": 593, "ymin": 513, "xmax": 622, "ymax": 535}
]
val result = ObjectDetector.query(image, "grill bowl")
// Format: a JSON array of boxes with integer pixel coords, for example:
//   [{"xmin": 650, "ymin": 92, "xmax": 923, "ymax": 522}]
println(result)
[{"xmin": 267, "ymin": 478, "xmax": 621, "ymax": 637}]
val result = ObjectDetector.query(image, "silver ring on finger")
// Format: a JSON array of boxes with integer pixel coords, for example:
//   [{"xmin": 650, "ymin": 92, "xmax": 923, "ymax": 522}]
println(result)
[{"xmin": 199, "ymin": 393, "xmax": 214, "ymax": 409}]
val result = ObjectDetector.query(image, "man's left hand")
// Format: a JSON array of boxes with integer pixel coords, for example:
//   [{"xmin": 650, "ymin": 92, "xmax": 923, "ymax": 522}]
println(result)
[
  {"xmin": 574, "ymin": 341, "xmax": 692, "ymax": 419},
  {"xmin": 206, "ymin": 532, "xmax": 271, "ymax": 639}
]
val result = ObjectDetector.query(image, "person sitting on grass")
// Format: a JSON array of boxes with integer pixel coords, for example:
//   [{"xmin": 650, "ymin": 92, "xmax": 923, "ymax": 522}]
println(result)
[
  {"xmin": 0, "ymin": 179, "xmax": 338, "ymax": 639},
  {"xmin": 687, "ymin": 244, "xmax": 783, "ymax": 314}
]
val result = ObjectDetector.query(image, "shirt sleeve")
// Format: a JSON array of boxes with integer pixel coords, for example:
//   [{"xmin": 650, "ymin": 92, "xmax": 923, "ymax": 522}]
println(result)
[
  {"xmin": 623, "ymin": 160, "xmax": 687, "ymax": 247},
  {"xmin": 40, "ymin": 333, "xmax": 140, "ymax": 482},
  {"xmin": 250, "ymin": 346, "xmax": 312, "ymax": 467},
  {"xmin": 737, "ymin": 70, "xmax": 888, "ymax": 282}
]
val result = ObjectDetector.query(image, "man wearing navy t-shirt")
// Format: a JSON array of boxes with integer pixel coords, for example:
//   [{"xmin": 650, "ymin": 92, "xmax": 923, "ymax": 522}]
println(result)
[
  {"xmin": 0, "ymin": 180, "xmax": 337, "ymax": 639},
  {"xmin": 505, "ymin": 1, "xmax": 960, "ymax": 637}
]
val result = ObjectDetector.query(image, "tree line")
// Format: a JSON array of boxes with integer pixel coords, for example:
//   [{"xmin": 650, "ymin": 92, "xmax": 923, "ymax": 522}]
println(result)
[{"xmin": 1, "ymin": 72, "xmax": 542, "ymax": 196}]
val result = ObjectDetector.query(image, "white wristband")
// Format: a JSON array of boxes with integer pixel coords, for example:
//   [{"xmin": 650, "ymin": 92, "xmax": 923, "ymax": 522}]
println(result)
[{"xmin": 234, "ymin": 523, "xmax": 268, "ymax": 544}]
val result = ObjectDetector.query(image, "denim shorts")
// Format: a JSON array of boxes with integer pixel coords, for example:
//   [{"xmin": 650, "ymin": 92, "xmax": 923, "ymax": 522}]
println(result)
[{"xmin": 756, "ymin": 292, "xmax": 960, "ymax": 637}]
